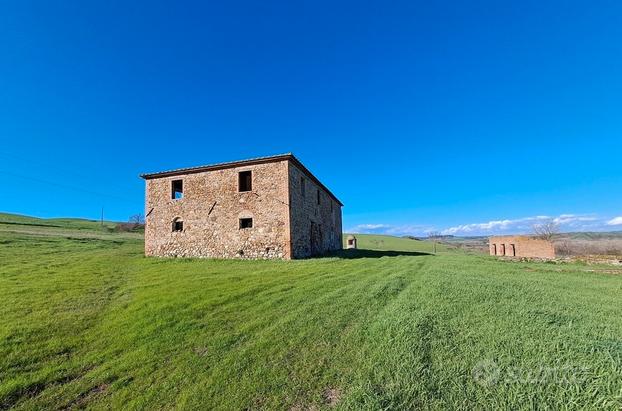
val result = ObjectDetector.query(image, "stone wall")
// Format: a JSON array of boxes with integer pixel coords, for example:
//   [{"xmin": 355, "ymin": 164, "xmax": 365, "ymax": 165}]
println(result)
[
  {"xmin": 145, "ymin": 160, "xmax": 291, "ymax": 259},
  {"xmin": 489, "ymin": 236, "xmax": 556, "ymax": 259},
  {"xmin": 288, "ymin": 162, "xmax": 343, "ymax": 258}
]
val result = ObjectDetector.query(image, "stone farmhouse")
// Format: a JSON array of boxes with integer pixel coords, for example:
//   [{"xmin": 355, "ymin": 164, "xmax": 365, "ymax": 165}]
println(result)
[
  {"xmin": 489, "ymin": 235, "xmax": 555, "ymax": 259},
  {"xmin": 140, "ymin": 153, "xmax": 343, "ymax": 259}
]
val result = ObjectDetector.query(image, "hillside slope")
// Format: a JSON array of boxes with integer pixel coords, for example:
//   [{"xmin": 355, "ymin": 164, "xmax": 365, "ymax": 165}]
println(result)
[
  {"xmin": 0, "ymin": 212, "xmax": 117, "ymax": 230},
  {"xmin": 0, "ymin": 212, "xmax": 141, "ymax": 240},
  {"xmin": 343, "ymin": 233, "xmax": 446, "ymax": 254}
]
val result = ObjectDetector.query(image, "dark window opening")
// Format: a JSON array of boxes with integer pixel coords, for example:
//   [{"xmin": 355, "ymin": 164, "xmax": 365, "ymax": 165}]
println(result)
[
  {"xmin": 239, "ymin": 171, "xmax": 252, "ymax": 192},
  {"xmin": 510, "ymin": 244, "xmax": 516, "ymax": 257},
  {"xmin": 348, "ymin": 239, "xmax": 354, "ymax": 246},
  {"xmin": 239, "ymin": 218, "xmax": 253, "ymax": 229},
  {"xmin": 301, "ymin": 177, "xmax": 306, "ymax": 197},
  {"xmin": 172, "ymin": 180, "xmax": 183, "ymax": 199},
  {"xmin": 492, "ymin": 244, "xmax": 497, "ymax": 255},
  {"xmin": 500, "ymin": 244, "xmax": 506, "ymax": 256},
  {"xmin": 172, "ymin": 218, "xmax": 183, "ymax": 232},
  {"xmin": 316, "ymin": 189, "xmax": 320, "ymax": 205}
]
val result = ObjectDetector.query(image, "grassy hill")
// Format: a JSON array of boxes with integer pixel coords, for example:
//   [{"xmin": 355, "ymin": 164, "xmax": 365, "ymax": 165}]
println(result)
[
  {"xmin": 0, "ymin": 212, "xmax": 141, "ymax": 241},
  {"xmin": 343, "ymin": 233, "xmax": 447, "ymax": 254},
  {"xmin": 1, "ymin": 214, "xmax": 621, "ymax": 409},
  {"xmin": 0, "ymin": 212, "xmax": 115, "ymax": 230}
]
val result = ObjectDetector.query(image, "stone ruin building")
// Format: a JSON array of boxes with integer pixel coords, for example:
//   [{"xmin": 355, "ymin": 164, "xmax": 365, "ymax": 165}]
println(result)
[
  {"xmin": 140, "ymin": 153, "xmax": 343, "ymax": 259},
  {"xmin": 489, "ymin": 235, "xmax": 556, "ymax": 259}
]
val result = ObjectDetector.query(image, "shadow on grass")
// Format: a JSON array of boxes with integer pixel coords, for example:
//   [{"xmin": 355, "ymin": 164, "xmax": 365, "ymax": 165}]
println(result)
[{"xmin": 320, "ymin": 249, "xmax": 432, "ymax": 259}]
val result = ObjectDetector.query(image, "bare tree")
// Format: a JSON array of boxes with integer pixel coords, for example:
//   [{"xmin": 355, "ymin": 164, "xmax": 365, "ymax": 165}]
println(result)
[
  {"xmin": 115, "ymin": 214, "xmax": 145, "ymax": 232},
  {"xmin": 428, "ymin": 231, "xmax": 442, "ymax": 240},
  {"xmin": 533, "ymin": 220, "xmax": 559, "ymax": 241},
  {"xmin": 129, "ymin": 213, "xmax": 145, "ymax": 225}
]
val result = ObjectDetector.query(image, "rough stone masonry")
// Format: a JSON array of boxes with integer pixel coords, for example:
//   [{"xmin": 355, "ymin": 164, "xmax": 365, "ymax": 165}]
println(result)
[
  {"xmin": 489, "ymin": 235, "xmax": 556, "ymax": 259},
  {"xmin": 140, "ymin": 153, "xmax": 343, "ymax": 259}
]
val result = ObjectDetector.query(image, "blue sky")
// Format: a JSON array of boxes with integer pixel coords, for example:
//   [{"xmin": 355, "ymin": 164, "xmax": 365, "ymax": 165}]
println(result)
[{"xmin": 1, "ymin": 0, "xmax": 621, "ymax": 236}]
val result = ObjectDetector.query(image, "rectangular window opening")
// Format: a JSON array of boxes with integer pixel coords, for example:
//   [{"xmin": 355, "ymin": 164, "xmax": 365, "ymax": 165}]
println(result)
[
  {"xmin": 239, "ymin": 218, "xmax": 253, "ymax": 229},
  {"xmin": 510, "ymin": 244, "xmax": 516, "ymax": 257},
  {"xmin": 238, "ymin": 171, "xmax": 252, "ymax": 192},
  {"xmin": 316, "ymin": 189, "xmax": 320, "ymax": 206},
  {"xmin": 171, "ymin": 179, "xmax": 183, "ymax": 200},
  {"xmin": 492, "ymin": 244, "xmax": 497, "ymax": 255},
  {"xmin": 173, "ymin": 219, "xmax": 183, "ymax": 232}
]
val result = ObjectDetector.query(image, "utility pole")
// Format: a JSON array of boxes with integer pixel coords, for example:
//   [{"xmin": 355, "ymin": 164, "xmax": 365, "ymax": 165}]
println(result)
[{"xmin": 429, "ymin": 231, "xmax": 440, "ymax": 255}]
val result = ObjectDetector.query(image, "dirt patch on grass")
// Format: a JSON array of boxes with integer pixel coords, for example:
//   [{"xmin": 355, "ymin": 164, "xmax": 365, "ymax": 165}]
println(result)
[
  {"xmin": 1, "ymin": 373, "xmax": 79, "ymax": 409},
  {"xmin": 193, "ymin": 346, "xmax": 210, "ymax": 357},
  {"xmin": 288, "ymin": 388, "xmax": 342, "ymax": 411},
  {"xmin": 289, "ymin": 404, "xmax": 318, "ymax": 411},
  {"xmin": 583, "ymin": 269, "xmax": 622, "ymax": 275},
  {"xmin": 323, "ymin": 387, "xmax": 342, "ymax": 407},
  {"xmin": 566, "ymin": 255, "xmax": 622, "ymax": 266},
  {"xmin": 68, "ymin": 383, "xmax": 110, "ymax": 409}
]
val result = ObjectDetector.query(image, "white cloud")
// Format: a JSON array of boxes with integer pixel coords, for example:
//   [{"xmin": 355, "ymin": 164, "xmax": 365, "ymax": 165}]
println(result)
[
  {"xmin": 349, "ymin": 224, "xmax": 393, "ymax": 232},
  {"xmin": 356, "ymin": 224, "xmax": 392, "ymax": 230},
  {"xmin": 607, "ymin": 217, "xmax": 622, "ymax": 226},
  {"xmin": 348, "ymin": 213, "xmax": 620, "ymax": 238},
  {"xmin": 384, "ymin": 225, "xmax": 435, "ymax": 236},
  {"xmin": 441, "ymin": 216, "xmax": 547, "ymax": 235},
  {"xmin": 552, "ymin": 214, "xmax": 597, "ymax": 225},
  {"xmin": 441, "ymin": 214, "xmax": 603, "ymax": 236},
  {"xmin": 348, "ymin": 223, "xmax": 433, "ymax": 237}
]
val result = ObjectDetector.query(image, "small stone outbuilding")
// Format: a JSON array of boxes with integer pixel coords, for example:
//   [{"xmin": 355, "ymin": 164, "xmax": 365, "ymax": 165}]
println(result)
[
  {"xmin": 140, "ymin": 153, "xmax": 343, "ymax": 259},
  {"xmin": 489, "ymin": 235, "xmax": 555, "ymax": 259},
  {"xmin": 346, "ymin": 235, "xmax": 357, "ymax": 249}
]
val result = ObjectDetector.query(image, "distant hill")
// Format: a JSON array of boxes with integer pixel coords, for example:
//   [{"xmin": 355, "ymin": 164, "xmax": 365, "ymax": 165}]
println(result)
[
  {"xmin": 557, "ymin": 231, "xmax": 622, "ymax": 240},
  {"xmin": 402, "ymin": 235, "xmax": 456, "ymax": 241},
  {"xmin": 0, "ymin": 212, "xmax": 143, "ymax": 236},
  {"xmin": 344, "ymin": 233, "xmax": 446, "ymax": 254},
  {"xmin": 0, "ymin": 212, "xmax": 117, "ymax": 231}
]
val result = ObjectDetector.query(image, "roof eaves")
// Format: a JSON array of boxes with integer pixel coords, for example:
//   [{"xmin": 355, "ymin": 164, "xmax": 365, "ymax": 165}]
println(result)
[
  {"xmin": 139, "ymin": 152, "xmax": 344, "ymax": 206},
  {"xmin": 139, "ymin": 153, "xmax": 293, "ymax": 179}
]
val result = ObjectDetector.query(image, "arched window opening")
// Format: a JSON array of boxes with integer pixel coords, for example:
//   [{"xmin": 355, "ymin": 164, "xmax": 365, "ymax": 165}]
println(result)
[{"xmin": 172, "ymin": 217, "xmax": 184, "ymax": 232}]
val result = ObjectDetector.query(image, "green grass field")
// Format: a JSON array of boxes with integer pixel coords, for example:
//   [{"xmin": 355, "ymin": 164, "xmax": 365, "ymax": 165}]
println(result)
[{"xmin": 1, "ymin": 214, "xmax": 621, "ymax": 409}]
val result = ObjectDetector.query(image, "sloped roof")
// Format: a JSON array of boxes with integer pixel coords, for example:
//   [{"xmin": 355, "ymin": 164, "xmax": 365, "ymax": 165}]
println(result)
[{"xmin": 140, "ymin": 153, "xmax": 343, "ymax": 206}]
